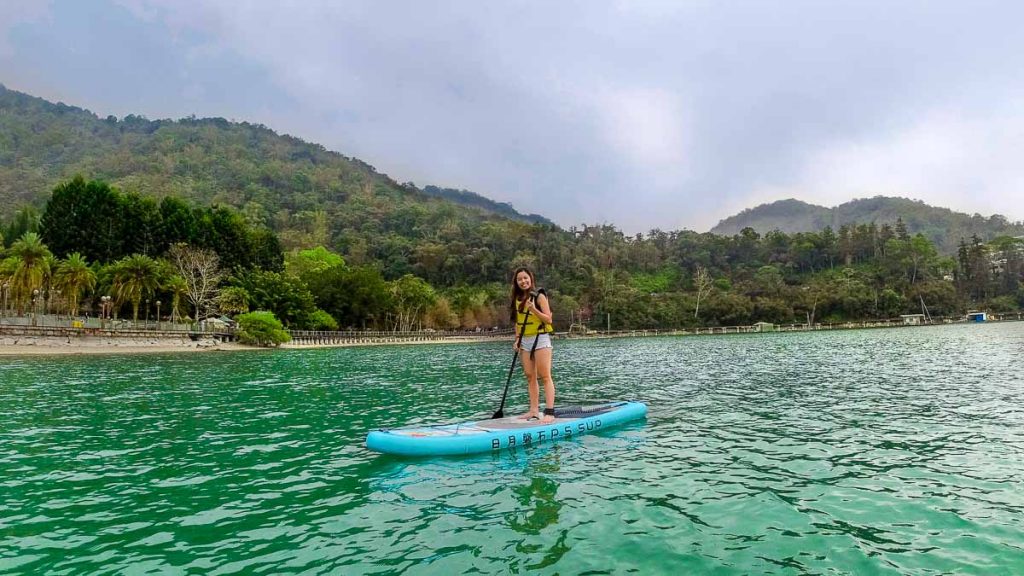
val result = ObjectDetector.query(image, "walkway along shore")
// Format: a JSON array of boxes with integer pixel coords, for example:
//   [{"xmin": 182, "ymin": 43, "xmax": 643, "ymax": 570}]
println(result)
[{"xmin": 1, "ymin": 313, "xmax": 1020, "ymax": 355}]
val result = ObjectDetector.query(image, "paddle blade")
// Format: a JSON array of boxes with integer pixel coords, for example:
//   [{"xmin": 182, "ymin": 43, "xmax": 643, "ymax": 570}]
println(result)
[{"xmin": 491, "ymin": 408, "xmax": 504, "ymax": 419}]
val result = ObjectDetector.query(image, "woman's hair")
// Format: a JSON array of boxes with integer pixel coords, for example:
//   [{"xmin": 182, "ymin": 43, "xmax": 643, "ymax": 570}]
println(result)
[{"xmin": 509, "ymin": 267, "xmax": 536, "ymax": 318}]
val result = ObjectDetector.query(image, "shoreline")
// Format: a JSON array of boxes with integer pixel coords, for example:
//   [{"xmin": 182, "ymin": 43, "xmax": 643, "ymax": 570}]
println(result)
[
  {"xmin": 0, "ymin": 334, "xmax": 505, "ymax": 356},
  {"xmin": 2, "ymin": 319, "xmax": 1019, "ymax": 357},
  {"xmin": 0, "ymin": 336, "xmax": 258, "ymax": 356}
]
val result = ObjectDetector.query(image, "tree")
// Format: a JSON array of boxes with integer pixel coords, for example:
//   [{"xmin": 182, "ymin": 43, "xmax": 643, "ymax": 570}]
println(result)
[
  {"xmin": 167, "ymin": 243, "xmax": 223, "ymax": 323},
  {"xmin": 10, "ymin": 232, "xmax": 52, "ymax": 312},
  {"xmin": 231, "ymin": 269, "xmax": 316, "ymax": 328},
  {"xmin": 217, "ymin": 286, "xmax": 250, "ymax": 316},
  {"xmin": 306, "ymin": 309, "xmax": 339, "ymax": 330},
  {"xmin": 236, "ymin": 311, "xmax": 291, "ymax": 347},
  {"xmin": 53, "ymin": 252, "xmax": 96, "ymax": 316},
  {"xmin": 3, "ymin": 206, "xmax": 40, "ymax": 249},
  {"xmin": 304, "ymin": 265, "xmax": 392, "ymax": 329},
  {"xmin": 111, "ymin": 254, "xmax": 161, "ymax": 323},
  {"xmin": 693, "ymin": 264, "xmax": 713, "ymax": 320},
  {"xmin": 163, "ymin": 275, "xmax": 189, "ymax": 324},
  {"xmin": 390, "ymin": 274, "xmax": 436, "ymax": 331},
  {"xmin": 40, "ymin": 177, "xmax": 125, "ymax": 262},
  {"xmin": 285, "ymin": 245, "xmax": 345, "ymax": 278}
]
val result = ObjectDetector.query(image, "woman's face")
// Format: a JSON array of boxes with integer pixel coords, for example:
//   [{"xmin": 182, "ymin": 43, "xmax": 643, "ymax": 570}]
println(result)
[{"xmin": 516, "ymin": 271, "xmax": 533, "ymax": 292}]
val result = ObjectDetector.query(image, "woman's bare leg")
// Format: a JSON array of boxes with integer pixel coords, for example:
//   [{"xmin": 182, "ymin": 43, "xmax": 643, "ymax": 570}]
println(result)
[
  {"xmin": 519, "ymin": 351, "xmax": 540, "ymax": 419},
  {"xmin": 534, "ymin": 348, "xmax": 555, "ymax": 422}
]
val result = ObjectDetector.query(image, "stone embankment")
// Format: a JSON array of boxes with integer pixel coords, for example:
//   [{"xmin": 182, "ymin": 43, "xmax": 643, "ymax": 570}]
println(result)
[{"xmin": 0, "ymin": 324, "xmax": 239, "ymax": 355}]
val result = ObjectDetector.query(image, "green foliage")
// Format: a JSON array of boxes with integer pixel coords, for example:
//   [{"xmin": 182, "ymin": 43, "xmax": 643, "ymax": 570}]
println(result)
[
  {"xmin": 54, "ymin": 252, "xmax": 96, "ymax": 316},
  {"xmin": 38, "ymin": 176, "xmax": 283, "ymax": 271},
  {"xmin": 236, "ymin": 311, "xmax": 291, "ymax": 347},
  {"xmin": 420, "ymin": 185, "xmax": 553, "ymax": 225},
  {"xmin": 306, "ymin": 309, "xmax": 339, "ymax": 331},
  {"xmin": 390, "ymin": 274, "xmax": 437, "ymax": 331},
  {"xmin": 231, "ymin": 270, "xmax": 316, "ymax": 328},
  {"xmin": 10, "ymin": 232, "xmax": 52, "ymax": 308},
  {"xmin": 303, "ymin": 264, "xmax": 392, "ymax": 329},
  {"xmin": 987, "ymin": 296, "xmax": 1019, "ymax": 314},
  {"xmin": 2, "ymin": 85, "xmax": 1022, "ymax": 330},
  {"xmin": 217, "ymin": 286, "xmax": 251, "ymax": 316},
  {"xmin": 630, "ymin": 268, "xmax": 679, "ymax": 294},
  {"xmin": 110, "ymin": 254, "xmax": 161, "ymax": 322},
  {"xmin": 285, "ymin": 246, "xmax": 345, "ymax": 277},
  {"xmin": 2, "ymin": 206, "xmax": 39, "ymax": 248},
  {"xmin": 713, "ymin": 196, "xmax": 1024, "ymax": 254}
]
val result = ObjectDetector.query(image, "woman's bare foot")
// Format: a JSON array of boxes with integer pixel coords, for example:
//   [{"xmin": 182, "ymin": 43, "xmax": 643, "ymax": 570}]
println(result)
[
  {"xmin": 517, "ymin": 412, "xmax": 540, "ymax": 421},
  {"xmin": 540, "ymin": 407, "xmax": 555, "ymax": 423}
]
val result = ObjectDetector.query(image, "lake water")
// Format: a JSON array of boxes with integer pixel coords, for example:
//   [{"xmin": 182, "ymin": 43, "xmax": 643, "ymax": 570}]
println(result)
[{"xmin": 2, "ymin": 323, "xmax": 1023, "ymax": 574}]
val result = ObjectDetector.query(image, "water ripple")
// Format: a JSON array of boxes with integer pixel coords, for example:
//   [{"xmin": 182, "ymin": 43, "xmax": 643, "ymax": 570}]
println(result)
[{"xmin": 1, "ymin": 323, "xmax": 1023, "ymax": 573}]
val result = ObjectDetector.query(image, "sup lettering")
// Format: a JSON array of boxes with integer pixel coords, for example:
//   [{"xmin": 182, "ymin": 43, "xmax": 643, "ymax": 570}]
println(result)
[
  {"xmin": 523, "ymin": 432, "xmax": 532, "ymax": 444},
  {"xmin": 508, "ymin": 435, "xmax": 516, "ymax": 447},
  {"xmin": 578, "ymin": 423, "xmax": 586, "ymax": 433},
  {"xmin": 492, "ymin": 438, "xmax": 500, "ymax": 450},
  {"xmin": 564, "ymin": 426, "xmax": 573, "ymax": 436},
  {"xmin": 537, "ymin": 431, "xmax": 546, "ymax": 441},
  {"xmin": 550, "ymin": 428, "xmax": 559, "ymax": 438},
  {"xmin": 595, "ymin": 419, "xmax": 602, "ymax": 428},
  {"xmin": 586, "ymin": 421, "xmax": 594, "ymax": 431}
]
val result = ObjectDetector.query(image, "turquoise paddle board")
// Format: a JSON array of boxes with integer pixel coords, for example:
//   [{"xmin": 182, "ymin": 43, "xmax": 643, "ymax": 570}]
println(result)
[{"xmin": 366, "ymin": 401, "xmax": 647, "ymax": 456}]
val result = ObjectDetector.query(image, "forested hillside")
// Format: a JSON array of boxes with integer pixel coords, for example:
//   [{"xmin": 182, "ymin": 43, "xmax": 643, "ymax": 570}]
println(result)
[
  {"xmin": 712, "ymin": 197, "xmax": 1024, "ymax": 253},
  {"xmin": 0, "ymin": 84, "xmax": 543, "ymax": 249},
  {"xmin": 1, "ymin": 85, "xmax": 1021, "ymax": 331}
]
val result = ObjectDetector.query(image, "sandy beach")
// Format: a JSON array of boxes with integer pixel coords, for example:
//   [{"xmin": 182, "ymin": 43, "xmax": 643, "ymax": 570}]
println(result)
[{"xmin": 0, "ymin": 335, "xmax": 258, "ymax": 356}]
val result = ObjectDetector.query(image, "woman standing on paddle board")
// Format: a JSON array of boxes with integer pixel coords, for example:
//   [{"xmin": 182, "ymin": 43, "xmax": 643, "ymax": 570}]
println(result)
[{"xmin": 511, "ymin": 267, "xmax": 556, "ymax": 423}]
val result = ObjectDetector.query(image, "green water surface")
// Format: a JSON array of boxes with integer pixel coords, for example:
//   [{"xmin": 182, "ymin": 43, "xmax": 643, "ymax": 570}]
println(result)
[{"xmin": 2, "ymin": 323, "xmax": 1023, "ymax": 574}]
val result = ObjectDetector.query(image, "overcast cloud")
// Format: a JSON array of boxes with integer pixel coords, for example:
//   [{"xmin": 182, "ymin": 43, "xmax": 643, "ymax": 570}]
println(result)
[{"xmin": 2, "ymin": 0, "xmax": 1022, "ymax": 232}]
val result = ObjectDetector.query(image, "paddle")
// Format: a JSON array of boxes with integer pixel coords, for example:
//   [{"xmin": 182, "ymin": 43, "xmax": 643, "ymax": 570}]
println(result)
[{"xmin": 492, "ymin": 294, "xmax": 534, "ymax": 419}]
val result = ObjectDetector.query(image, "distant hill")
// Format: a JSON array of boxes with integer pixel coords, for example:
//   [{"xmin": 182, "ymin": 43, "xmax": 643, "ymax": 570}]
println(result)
[
  {"xmin": 0, "ymin": 84, "xmax": 548, "ymax": 247},
  {"xmin": 420, "ymin": 185, "xmax": 553, "ymax": 225},
  {"xmin": 712, "ymin": 196, "xmax": 1024, "ymax": 252}
]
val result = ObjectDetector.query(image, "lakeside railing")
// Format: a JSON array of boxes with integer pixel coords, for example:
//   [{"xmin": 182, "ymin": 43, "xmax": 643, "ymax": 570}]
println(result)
[
  {"xmin": 0, "ymin": 314, "xmax": 234, "ymax": 340},
  {"xmin": 287, "ymin": 328, "xmax": 514, "ymax": 346},
  {"xmin": 564, "ymin": 312, "xmax": 1024, "ymax": 339},
  {"xmin": 1, "ymin": 311, "xmax": 1020, "ymax": 346}
]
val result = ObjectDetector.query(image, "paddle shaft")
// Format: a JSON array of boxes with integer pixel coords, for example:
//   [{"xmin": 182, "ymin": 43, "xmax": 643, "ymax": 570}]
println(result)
[{"xmin": 492, "ymin": 298, "xmax": 534, "ymax": 419}]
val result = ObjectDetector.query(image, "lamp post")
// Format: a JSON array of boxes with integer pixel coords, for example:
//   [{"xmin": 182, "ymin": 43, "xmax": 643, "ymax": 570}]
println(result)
[
  {"xmin": 156, "ymin": 300, "xmax": 161, "ymax": 330},
  {"xmin": 101, "ymin": 295, "xmax": 110, "ymax": 329},
  {"xmin": 145, "ymin": 298, "xmax": 150, "ymax": 329},
  {"xmin": 1, "ymin": 282, "xmax": 7, "ymax": 325},
  {"xmin": 32, "ymin": 289, "xmax": 39, "ymax": 326}
]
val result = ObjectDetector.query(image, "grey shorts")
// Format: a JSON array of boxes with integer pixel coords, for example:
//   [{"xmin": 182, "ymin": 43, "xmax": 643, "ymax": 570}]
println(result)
[{"xmin": 519, "ymin": 333, "xmax": 552, "ymax": 352}]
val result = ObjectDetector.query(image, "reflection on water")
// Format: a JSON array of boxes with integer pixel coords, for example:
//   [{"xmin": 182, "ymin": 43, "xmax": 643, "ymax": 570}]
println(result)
[{"xmin": 1, "ymin": 323, "xmax": 1023, "ymax": 573}]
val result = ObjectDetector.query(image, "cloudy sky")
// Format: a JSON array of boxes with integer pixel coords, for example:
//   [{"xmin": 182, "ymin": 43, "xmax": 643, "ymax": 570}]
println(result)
[{"xmin": 2, "ymin": 0, "xmax": 1022, "ymax": 232}]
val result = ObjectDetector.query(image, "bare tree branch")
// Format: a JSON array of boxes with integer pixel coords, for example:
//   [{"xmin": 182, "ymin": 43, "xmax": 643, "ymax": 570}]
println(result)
[
  {"xmin": 168, "ymin": 243, "xmax": 223, "ymax": 323},
  {"xmin": 694, "ymin": 264, "xmax": 713, "ymax": 320}
]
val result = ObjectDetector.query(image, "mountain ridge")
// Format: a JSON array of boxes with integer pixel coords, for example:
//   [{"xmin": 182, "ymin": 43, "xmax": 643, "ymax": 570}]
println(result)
[
  {"xmin": 0, "ymin": 83, "xmax": 547, "ymax": 229},
  {"xmin": 711, "ymin": 196, "xmax": 1024, "ymax": 252}
]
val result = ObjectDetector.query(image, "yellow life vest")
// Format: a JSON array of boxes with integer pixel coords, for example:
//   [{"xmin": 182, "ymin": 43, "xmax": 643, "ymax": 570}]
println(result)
[{"xmin": 516, "ymin": 298, "xmax": 552, "ymax": 336}]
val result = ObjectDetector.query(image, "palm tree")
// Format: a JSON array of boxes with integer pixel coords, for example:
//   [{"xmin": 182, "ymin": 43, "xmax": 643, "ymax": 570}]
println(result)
[
  {"xmin": 10, "ymin": 232, "xmax": 52, "ymax": 314},
  {"xmin": 0, "ymin": 257, "xmax": 18, "ymax": 317},
  {"xmin": 164, "ymin": 274, "xmax": 188, "ymax": 324},
  {"xmin": 111, "ymin": 254, "xmax": 161, "ymax": 323},
  {"xmin": 42, "ymin": 253, "xmax": 58, "ymax": 315},
  {"xmin": 54, "ymin": 253, "xmax": 96, "ymax": 317}
]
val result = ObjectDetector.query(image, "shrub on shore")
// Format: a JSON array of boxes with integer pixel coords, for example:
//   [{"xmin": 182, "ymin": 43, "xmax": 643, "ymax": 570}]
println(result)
[{"xmin": 236, "ymin": 311, "xmax": 291, "ymax": 347}]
